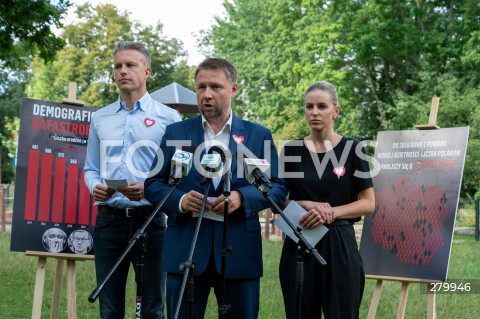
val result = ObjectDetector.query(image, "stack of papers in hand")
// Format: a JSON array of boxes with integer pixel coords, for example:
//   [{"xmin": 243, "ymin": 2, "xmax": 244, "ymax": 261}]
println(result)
[{"xmin": 272, "ymin": 200, "xmax": 328, "ymax": 247}]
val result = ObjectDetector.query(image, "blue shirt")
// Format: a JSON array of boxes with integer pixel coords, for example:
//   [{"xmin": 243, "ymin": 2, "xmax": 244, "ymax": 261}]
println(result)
[{"xmin": 84, "ymin": 93, "xmax": 182, "ymax": 208}]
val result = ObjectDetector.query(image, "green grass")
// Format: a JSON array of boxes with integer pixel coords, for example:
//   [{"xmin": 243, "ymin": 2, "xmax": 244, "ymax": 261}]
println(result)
[
  {"xmin": 359, "ymin": 234, "xmax": 480, "ymax": 319},
  {"xmin": 456, "ymin": 207, "xmax": 477, "ymax": 227},
  {"xmin": 0, "ymin": 231, "xmax": 478, "ymax": 318}
]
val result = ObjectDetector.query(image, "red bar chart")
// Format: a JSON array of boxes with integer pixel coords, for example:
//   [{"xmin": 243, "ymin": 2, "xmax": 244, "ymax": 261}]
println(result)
[
  {"xmin": 38, "ymin": 153, "xmax": 53, "ymax": 222},
  {"xmin": 24, "ymin": 149, "xmax": 40, "ymax": 221},
  {"xmin": 51, "ymin": 157, "xmax": 66, "ymax": 223},
  {"xmin": 23, "ymin": 147, "xmax": 96, "ymax": 226},
  {"xmin": 11, "ymin": 98, "xmax": 99, "ymax": 253}
]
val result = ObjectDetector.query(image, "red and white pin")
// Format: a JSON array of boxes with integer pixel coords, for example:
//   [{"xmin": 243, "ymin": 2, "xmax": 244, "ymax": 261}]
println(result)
[
  {"xmin": 333, "ymin": 166, "xmax": 346, "ymax": 178},
  {"xmin": 232, "ymin": 134, "xmax": 244, "ymax": 144},
  {"xmin": 144, "ymin": 118, "xmax": 156, "ymax": 127}
]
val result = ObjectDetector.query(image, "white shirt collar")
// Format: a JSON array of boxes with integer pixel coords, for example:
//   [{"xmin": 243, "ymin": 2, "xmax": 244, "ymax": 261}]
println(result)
[{"xmin": 201, "ymin": 109, "xmax": 232, "ymax": 136}]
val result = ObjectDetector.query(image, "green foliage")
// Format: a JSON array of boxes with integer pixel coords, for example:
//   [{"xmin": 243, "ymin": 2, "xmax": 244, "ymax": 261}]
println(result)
[
  {"xmin": 169, "ymin": 60, "xmax": 196, "ymax": 91},
  {"xmin": 0, "ymin": 67, "xmax": 30, "ymax": 183},
  {"xmin": 0, "ymin": 0, "xmax": 70, "ymax": 69},
  {"xmin": 3, "ymin": 118, "xmax": 20, "ymax": 159},
  {"xmin": 27, "ymin": 3, "xmax": 190, "ymax": 107},
  {"xmin": 204, "ymin": 0, "xmax": 480, "ymax": 196}
]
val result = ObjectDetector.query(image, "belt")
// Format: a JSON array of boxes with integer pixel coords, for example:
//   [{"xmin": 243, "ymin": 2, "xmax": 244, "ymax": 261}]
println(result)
[{"xmin": 98, "ymin": 205, "xmax": 152, "ymax": 218}]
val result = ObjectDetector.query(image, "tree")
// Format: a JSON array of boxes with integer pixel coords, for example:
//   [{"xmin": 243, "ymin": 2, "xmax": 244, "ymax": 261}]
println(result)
[
  {"xmin": 0, "ymin": 0, "xmax": 70, "ymax": 69},
  {"xmin": 0, "ymin": 0, "xmax": 71, "ymax": 182},
  {"xmin": 28, "ymin": 3, "xmax": 191, "ymax": 108},
  {"xmin": 202, "ymin": 0, "xmax": 318, "ymax": 140},
  {"xmin": 0, "ymin": 67, "xmax": 30, "ymax": 183},
  {"xmin": 203, "ymin": 0, "xmax": 480, "ymax": 197}
]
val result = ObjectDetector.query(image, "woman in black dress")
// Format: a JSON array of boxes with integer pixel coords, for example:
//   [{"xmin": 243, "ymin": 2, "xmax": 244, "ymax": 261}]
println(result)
[{"xmin": 279, "ymin": 81, "xmax": 375, "ymax": 319}]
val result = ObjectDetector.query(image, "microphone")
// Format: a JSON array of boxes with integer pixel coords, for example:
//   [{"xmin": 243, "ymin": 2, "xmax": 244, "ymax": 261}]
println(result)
[
  {"xmin": 200, "ymin": 153, "xmax": 223, "ymax": 179},
  {"xmin": 170, "ymin": 149, "xmax": 193, "ymax": 180},
  {"xmin": 200, "ymin": 145, "xmax": 231, "ymax": 179},
  {"xmin": 207, "ymin": 145, "xmax": 232, "ymax": 195},
  {"xmin": 243, "ymin": 158, "xmax": 272, "ymax": 189},
  {"xmin": 243, "ymin": 158, "xmax": 272, "ymax": 188},
  {"xmin": 208, "ymin": 145, "xmax": 227, "ymax": 164},
  {"xmin": 251, "ymin": 167, "xmax": 272, "ymax": 189}
]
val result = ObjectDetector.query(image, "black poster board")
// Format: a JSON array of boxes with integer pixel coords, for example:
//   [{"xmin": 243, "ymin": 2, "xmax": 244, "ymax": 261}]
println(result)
[
  {"xmin": 360, "ymin": 127, "xmax": 469, "ymax": 281},
  {"xmin": 10, "ymin": 98, "xmax": 97, "ymax": 255}
]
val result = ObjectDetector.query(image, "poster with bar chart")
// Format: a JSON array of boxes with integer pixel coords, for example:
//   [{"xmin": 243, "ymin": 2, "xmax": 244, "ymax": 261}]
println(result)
[{"xmin": 10, "ymin": 98, "xmax": 98, "ymax": 255}]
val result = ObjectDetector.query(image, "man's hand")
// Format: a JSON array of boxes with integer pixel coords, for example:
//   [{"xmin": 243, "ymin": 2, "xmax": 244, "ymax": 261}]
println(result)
[
  {"xmin": 117, "ymin": 182, "xmax": 144, "ymax": 201},
  {"xmin": 93, "ymin": 184, "xmax": 115, "ymax": 202},
  {"xmin": 211, "ymin": 191, "xmax": 243, "ymax": 215},
  {"xmin": 181, "ymin": 190, "xmax": 213, "ymax": 213}
]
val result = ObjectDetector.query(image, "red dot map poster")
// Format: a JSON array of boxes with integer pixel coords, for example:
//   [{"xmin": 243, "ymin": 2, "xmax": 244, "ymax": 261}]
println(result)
[
  {"xmin": 359, "ymin": 127, "xmax": 469, "ymax": 281},
  {"xmin": 10, "ymin": 98, "xmax": 97, "ymax": 255}
]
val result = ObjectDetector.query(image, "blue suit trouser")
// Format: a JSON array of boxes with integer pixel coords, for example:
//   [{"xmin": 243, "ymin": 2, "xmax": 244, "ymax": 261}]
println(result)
[{"xmin": 166, "ymin": 254, "xmax": 260, "ymax": 319}]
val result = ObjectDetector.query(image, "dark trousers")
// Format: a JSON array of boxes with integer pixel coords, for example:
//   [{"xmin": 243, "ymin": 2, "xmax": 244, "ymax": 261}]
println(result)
[
  {"xmin": 279, "ymin": 223, "xmax": 365, "ymax": 319},
  {"xmin": 93, "ymin": 207, "xmax": 167, "ymax": 319},
  {"xmin": 166, "ymin": 254, "xmax": 260, "ymax": 319}
]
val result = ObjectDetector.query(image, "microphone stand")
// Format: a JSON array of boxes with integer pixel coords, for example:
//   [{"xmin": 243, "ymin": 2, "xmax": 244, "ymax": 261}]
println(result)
[
  {"xmin": 173, "ymin": 176, "xmax": 212, "ymax": 319},
  {"xmin": 252, "ymin": 177, "xmax": 326, "ymax": 266},
  {"xmin": 218, "ymin": 171, "xmax": 232, "ymax": 318},
  {"xmin": 295, "ymin": 246, "xmax": 305, "ymax": 319},
  {"xmin": 251, "ymin": 175, "xmax": 326, "ymax": 319},
  {"xmin": 135, "ymin": 232, "xmax": 147, "ymax": 319},
  {"xmin": 88, "ymin": 176, "xmax": 183, "ymax": 319}
]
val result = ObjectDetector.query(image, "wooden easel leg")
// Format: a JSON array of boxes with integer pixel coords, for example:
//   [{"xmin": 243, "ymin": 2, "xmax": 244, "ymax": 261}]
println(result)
[
  {"xmin": 50, "ymin": 259, "xmax": 65, "ymax": 319},
  {"xmin": 367, "ymin": 279, "xmax": 384, "ymax": 319},
  {"xmin": 26, "ymin": 251, "xmax": 93, "ymax": 318},
  {"xmin": 427, "ymin": 290, "xmax": 436, "ymax": 319},
  {"xmin": 396, "ymin": 282, "xmax": 410, "ymax": 319},
  {"xmin": 32, "ymin": 257, "xmax": 47, "ymax": 319},
  {"xmin": 66, "ymin": 259, "xmax": 77, "ymax": 319},
  {"xmin": 264, "ymin": 208, "xmax": 271, "ymax": 240}
]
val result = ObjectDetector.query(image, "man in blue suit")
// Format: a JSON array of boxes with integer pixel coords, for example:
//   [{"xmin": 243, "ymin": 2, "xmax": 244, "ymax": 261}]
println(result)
[{"xmin": 144, "ymin": 58, "xmax": 287, "ymax": 319}]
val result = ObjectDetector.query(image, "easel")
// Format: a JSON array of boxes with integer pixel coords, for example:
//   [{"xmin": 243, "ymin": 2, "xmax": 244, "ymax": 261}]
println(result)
[
  {"xmin": 26, "ymin": 251, "xmax": 94, "ymax": 319},
  {"xmin": 26, "ymin": 82, "xmax": 91, "ymax": 319},
  {"xmin": 415, "ymin": 96, "xmax": 440, "ymax": 130},
  {"xmin": 365, "ymin": 275, "xmax": 439, "ymax": 319},
  {"xmin": 62, "ymin": 82, "xmax": 86, "ymax": 107},
  {"xmin": 263, "ymin": 208, "xmax": 281, "ymax": 240},
  {"xmin": 366, "ymin": 96, "xmax": 441, "ymax": 319}
]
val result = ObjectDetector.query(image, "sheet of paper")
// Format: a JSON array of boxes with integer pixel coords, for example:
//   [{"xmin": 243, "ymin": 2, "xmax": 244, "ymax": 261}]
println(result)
[
  {"xmin": 192, "ymin": 210, "xmax": 224, "ymax": 222},
  {"xmin": 192, "ymin": 197, "xmax": 224, "ymax": 222},
  {"xmin": 104, "ymin": 179, "xmax": 128, "ymax": 190},
  {"xmin": 272, "ymin": 200, "xmax": 329, "ymax": 247}
]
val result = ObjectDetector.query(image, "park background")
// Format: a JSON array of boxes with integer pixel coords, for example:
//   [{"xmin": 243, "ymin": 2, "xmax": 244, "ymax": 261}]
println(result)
[{"xmin": 0, "ymin": 0, "xmax": 479, "ymax": 318}]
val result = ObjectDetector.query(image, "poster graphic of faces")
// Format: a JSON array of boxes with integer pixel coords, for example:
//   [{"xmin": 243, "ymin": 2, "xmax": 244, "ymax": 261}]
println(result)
[
  {"xmin": 41, "ymin": 228, "xmax": 94, "ymax": 254},
  {"xmin": 42, "ymin": 227, "xmax": 68, "ymax": 253},
  {"xmin": 68, "ymin": 229, "xmax": 93, "ymax": 254}
]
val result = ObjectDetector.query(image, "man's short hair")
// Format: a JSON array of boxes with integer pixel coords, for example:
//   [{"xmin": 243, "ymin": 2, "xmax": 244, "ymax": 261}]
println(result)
[
  {"xmin": 195, "ymin": 58, "xmax": 237, "ymax": 84},
  {"xmin": 114, "ymin": 41, "xmax": 151, "ymax": 67}
]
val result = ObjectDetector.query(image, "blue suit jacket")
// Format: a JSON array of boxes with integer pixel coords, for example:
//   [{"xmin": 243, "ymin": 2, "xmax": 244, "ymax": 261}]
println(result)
[{"xmin": 144, "ymin": 114, "xmax": 288, "ymax": 279}]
